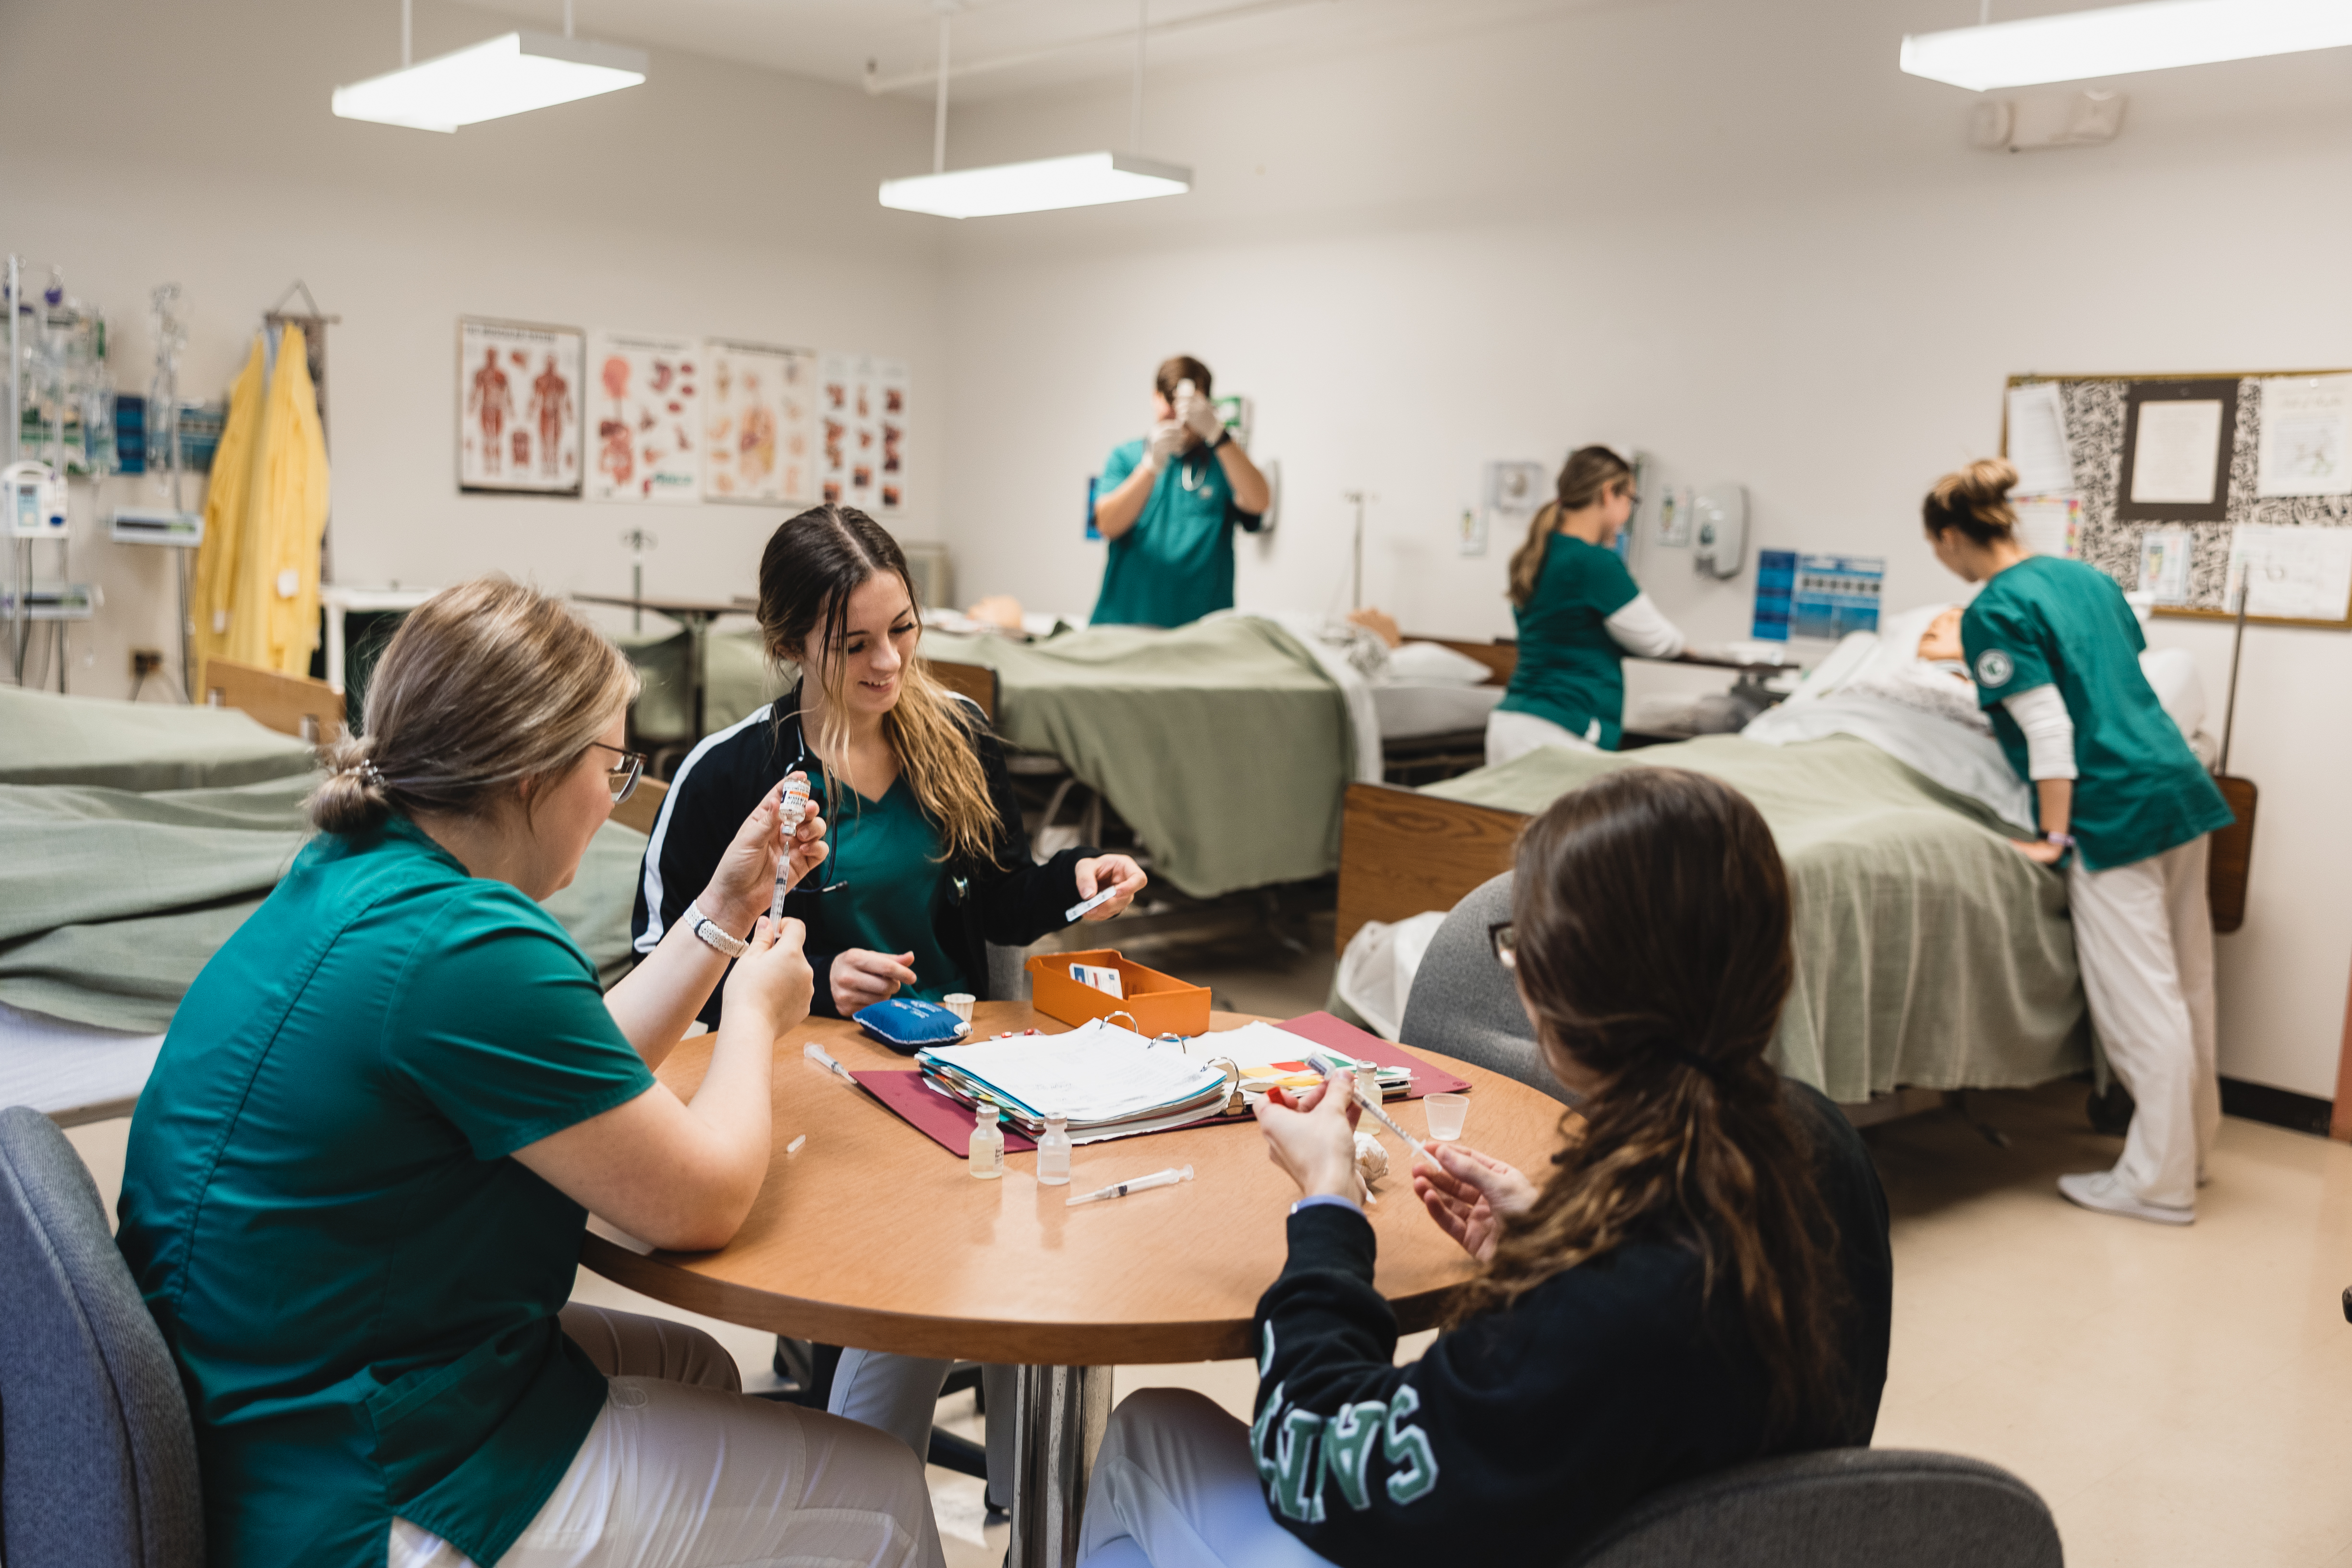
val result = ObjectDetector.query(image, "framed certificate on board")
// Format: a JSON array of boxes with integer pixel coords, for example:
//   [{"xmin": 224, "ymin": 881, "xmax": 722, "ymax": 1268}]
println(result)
[{"xmin": 2116, "ymin": 378, "xmax": 2237, "ymax": 524}]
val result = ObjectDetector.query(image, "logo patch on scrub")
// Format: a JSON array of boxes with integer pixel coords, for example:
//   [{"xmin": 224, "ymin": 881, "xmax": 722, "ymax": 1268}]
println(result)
[{"xmin": 1975, "ymin": 648, "xmax": 2014, "ymax": 688}]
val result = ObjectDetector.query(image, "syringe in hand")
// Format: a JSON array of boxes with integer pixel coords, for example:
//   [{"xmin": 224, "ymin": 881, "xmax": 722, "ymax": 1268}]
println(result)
[{"xmin": 770, "ymin": 775, "xmax": 813, "ymax": 924}]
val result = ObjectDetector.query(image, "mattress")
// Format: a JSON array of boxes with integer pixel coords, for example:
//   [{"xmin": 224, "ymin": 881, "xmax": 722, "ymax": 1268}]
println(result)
[{"xmin": 1372, "ymin": 682, "xmax": 1503, "ymax": 740}]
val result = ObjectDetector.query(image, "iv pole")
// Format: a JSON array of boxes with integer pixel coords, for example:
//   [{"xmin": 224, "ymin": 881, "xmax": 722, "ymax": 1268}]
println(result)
[{"xmin": 7, "ymin": 254, "xmax": 22, "ymax": 687}]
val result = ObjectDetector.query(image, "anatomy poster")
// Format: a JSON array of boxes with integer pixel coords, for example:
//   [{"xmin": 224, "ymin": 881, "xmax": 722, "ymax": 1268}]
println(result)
[
  {"xmin": 819, "ymin": 353, "xmax": 909, "ymax": 515},
  {"xmin": 458, "ymin": 318, "xmax": 582, "ymax": 494},
  {"xmin": 703, "ymin": 340, "xmax": 817, "ymax": 505},
  {"xmin": 586, "ymin": 330, "xmax": 701, "ymax": 503}
]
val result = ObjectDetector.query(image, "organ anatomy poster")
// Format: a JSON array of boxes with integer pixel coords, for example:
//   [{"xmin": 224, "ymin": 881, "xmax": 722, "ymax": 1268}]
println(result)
[
  {"xmin": 703, "ymin": 340, "xmax": 817, "ymax": 505},
  {"xmin": 458, "ymin": 318, "xmax": 582, "ymax": 494},
  {"xmin": 819, "ymin": 352, "xmax": 909, "ymax": 516},
  {"xmin": 587, "ymin": 329, "xmax": 701, "ymax": 503}
]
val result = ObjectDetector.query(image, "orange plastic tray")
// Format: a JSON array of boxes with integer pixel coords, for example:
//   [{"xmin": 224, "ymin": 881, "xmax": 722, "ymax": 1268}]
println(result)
[{"xmin": 1025, "ymin": 948, "xmax": 1212, "ymax": 1038}]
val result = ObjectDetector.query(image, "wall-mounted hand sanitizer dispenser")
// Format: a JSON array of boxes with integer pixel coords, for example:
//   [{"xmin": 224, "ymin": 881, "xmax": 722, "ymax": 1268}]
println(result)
[{"xmin": 1691, "ymin": 484, "xmax": 1747, "ymax": 580}]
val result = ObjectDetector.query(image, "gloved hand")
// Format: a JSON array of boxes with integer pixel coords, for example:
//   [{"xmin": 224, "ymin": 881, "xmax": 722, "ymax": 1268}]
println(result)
[
  {"xmin": 1176, "ymin": 385, "xmax": 1225, "ymax": 447},
  {"xmin": 1141, "ymin": 420, "xmax": 1186, "ymax": 472}
]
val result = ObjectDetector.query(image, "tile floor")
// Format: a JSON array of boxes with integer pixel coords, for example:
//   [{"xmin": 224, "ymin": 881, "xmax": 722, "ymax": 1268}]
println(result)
[{"xmin": 63, "ymin": 1024, "xmax": 2352, "ymax": 1567}]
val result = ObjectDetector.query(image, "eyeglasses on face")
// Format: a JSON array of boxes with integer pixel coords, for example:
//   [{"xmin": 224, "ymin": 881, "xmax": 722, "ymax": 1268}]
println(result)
[
  {"xmin": 1488, "ymin": 921, "xmax": 1517, "ymax": 970},
  {"xmin": 586, "ymin": 741, "xmax": 647, "ymax": 805}
]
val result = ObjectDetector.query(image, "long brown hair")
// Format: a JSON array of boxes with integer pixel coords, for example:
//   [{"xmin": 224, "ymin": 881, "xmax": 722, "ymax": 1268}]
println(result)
[
  {"xmin": 756, "ymin": 506, "xmax": 999, "ymax": 865},
  {"xmin": 1506, "ymin": 445, "xmax": 1633, "ymax": 607},
  {"xmin": 1922, "ymin": 457, "xmax": 2019, "ymax": 547},
  {"xmin": 1447, "ymin": 768, "xmax": 1846, "ymax": 1440},
  {"xmin": 309, "ymin": 576, "xmax": 636, "ymax": 835}
]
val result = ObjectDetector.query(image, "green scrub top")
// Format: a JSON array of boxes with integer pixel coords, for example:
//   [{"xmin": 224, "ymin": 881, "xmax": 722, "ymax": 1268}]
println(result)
[
  {"xmin": 1497, "ymin": 533, "xmax": 1643, "ymax": 750},
  {"xmin": 1962, "ymin": 555, "xmax": 2232, "ymax": 871},
  {"xmin": 813, "ymin": 772, "xmax": 969, "ymax": 1001},
  {"xmin": 1091, "ymin": 438, "xmax": 1259, "ymax": 628},
  {"xmin": 117, "ymin": 815, "xmax": 657, "ymax": 1568}
]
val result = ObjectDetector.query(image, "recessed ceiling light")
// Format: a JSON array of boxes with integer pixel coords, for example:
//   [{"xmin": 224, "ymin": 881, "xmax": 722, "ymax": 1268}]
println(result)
[{"xmin": 1902, "ymin": 0, "xmax": 2352, "ymax": 93}]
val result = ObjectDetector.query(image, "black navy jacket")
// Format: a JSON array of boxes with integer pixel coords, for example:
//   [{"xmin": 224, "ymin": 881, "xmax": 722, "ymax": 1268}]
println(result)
[
  {"xmin": 1247, "ymin": 1078, "xmax": 1892, "ymax": 1567},
  {"xmin": 630, "ymin": 684, "xmax": 1094, "ymax": 1031}
]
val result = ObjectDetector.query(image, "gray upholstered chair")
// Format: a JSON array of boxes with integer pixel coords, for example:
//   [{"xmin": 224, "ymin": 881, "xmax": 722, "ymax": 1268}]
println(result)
[
  {"xmin": 1397, "ymin": 871, "xmax": 1575, "ymax": 1106},
  {"xmin": 1567, "ymin": 1447, "xmax": 2062, "ymax": 1567},
  {"xmin": 0, "ymin": 1105, "xmax": 205, "ymax": 1568}
]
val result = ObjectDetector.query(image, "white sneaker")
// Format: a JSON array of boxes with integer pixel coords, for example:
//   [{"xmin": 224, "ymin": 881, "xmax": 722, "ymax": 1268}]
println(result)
[{"xmin": 2058, "ymin": 1170, "xmax": 2193, "ymax": 1226}]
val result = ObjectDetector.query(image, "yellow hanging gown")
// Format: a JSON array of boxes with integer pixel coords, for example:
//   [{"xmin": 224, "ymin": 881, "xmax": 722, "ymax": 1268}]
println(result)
[
  {"xmin": 190, "ymin": 337, "xmax": 267, "ymax": 677},
  {"xmin": 223, "ymin": 324, "xmax": 332, "ymax": 677}
]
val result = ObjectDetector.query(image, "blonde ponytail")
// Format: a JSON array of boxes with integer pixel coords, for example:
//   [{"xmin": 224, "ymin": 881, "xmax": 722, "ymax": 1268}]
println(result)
[{"xmin": 1506, "ymin": 446, "xmax": 1634, "ymax": 607}]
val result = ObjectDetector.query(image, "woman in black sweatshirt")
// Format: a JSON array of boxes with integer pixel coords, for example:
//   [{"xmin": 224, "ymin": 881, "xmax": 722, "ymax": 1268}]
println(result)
[{"xmin": 1075, "ymin": 767, "xmax": 1893, "ymax": 1568}]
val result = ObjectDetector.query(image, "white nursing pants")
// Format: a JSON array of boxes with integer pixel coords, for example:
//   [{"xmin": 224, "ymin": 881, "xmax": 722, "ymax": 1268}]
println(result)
[
  {"xmin": 1075, "ymin": 1389, "xmax": 1337, "ymax": 1568},
  {"xmin": 1484, "ymin": 709, "xmax": 1602, "ymax": 768},
  {"xmin": 2070, "ymin": 835, "xmax": 2219, "ymax": 1211},
  {"xmin": 388, "ymin": 1304, "xmax": 945, "ymax": 1568},
  {"xmin": 829, "ymin": 1349, "xmax": 1015, "ymax": 1506}
]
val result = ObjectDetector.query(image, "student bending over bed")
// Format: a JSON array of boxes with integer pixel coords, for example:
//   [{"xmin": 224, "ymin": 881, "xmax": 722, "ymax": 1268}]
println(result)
[
  {"xmin": 632, "ymin": 503, "xmax": 1148, "ymax": 1507},
  {"xmin": 118, "ymin": 578, "xmax": 945, "ymax": 1568},
  {"xmin": 1075, "ymin": 767, "xmax": 1893, "ymax": 1568}
]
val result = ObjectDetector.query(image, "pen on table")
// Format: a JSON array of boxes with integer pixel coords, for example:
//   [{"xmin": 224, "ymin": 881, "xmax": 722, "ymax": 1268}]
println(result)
[{"xmin": 1066, "ymin": 1165, "xmax": 1194, "ymax": 1206}]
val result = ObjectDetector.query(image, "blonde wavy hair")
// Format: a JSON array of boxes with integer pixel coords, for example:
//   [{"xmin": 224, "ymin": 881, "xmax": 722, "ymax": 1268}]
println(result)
[{"xmin": 757, "ymin": 506, "xmax": 1000, "ymax": 865}]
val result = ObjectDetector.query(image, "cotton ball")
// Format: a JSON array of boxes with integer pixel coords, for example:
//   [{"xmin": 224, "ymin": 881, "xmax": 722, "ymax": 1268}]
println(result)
[{"xmin": 1354, "ymin": 1130, "xmax": 1390, "ymax": 1186}]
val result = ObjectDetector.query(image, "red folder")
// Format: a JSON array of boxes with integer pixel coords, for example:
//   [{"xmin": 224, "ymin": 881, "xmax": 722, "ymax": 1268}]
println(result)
[{"xmin": 855, "ymin": 1011, "xmax": 1473, "ymax": 1159}]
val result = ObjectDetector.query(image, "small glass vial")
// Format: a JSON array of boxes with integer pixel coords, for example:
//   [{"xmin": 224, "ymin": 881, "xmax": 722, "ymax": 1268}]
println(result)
[
  {"xmin": 969, "ymin": 1104, "xmax": 1005, "ymax": 1179},
  {"xmin": 1353, "ymin": 1065, "xmax": 1380, "ymax": 1113},
  {"xmin": 1038, "ymin": 1111, "xmax": 1073, "ymax": 1186}
]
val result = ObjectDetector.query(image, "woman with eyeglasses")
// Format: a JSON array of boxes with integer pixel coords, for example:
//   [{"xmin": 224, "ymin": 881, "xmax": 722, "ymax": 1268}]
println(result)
[
  {"xmin": 119, "ymin": 578, "xmax": 948, "ymax": 1568},
  {"xmin": 1487, "ymin": 446, "xmax": 1690, "ymax": 767},
  {"xmin": 1074, "ymin": 768, "xmax": 1893, "ymax": 1568}
]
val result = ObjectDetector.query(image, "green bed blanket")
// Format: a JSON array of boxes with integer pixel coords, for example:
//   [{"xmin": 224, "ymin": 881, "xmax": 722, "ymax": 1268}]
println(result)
[
  {"xmin": 921, "ymin": 620, "xmax": 1353, "ymax": 899},
  {"xmin": 1423, "ymin": 735, "xmax": 2088, "ymax": 1102},
  {"xmin": 0, "ymin": 770, "xmax": 649, "ymax": 1033},
  {"xmin": 0, "ymin": 686, "xmax": 318, "ymax": 790}
]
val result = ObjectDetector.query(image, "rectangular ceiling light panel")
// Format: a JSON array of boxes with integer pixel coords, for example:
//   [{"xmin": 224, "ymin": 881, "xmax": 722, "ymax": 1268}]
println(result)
[
  {"xmin": 332, "ymin": 31, "xmax": 648, "ymax": 132},
  {"xmin": 879, "ymin": 152, "xmax": 1192, "ymax": 219},
  {"xmin": 1902, "ymin": 0, "xmax": 2352, "ymax": 91}
]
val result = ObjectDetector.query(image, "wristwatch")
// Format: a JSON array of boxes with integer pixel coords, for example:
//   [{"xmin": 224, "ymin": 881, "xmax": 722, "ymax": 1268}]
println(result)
[
  {"xmin": 688, "ymin": 898, "xmax": 749, "ymax": 959},
  {"xmin": 1210, "ymin": 428, "xmax": 1233, "ymax": 452},
  {"xmin": 2044, "ymin": 832, "xmax": 2077, "ymax": 850}
]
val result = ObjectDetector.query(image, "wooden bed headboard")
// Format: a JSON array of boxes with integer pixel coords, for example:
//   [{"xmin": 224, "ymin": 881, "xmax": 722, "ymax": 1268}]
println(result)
[
  {"xmin": 1405, "ymin": 636, "xmax": 1516, "ymax": 687},
  {"xmin": 925, "ymin": 657, "xmax": 998, "ymax": 721},
  {"xmin": 1334, "ymin": 782, "xmax": 1526, "ymax": 953}
]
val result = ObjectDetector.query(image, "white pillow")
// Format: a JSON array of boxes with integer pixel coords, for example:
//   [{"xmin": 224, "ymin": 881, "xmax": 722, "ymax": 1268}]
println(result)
[{"xmin": 1385, "ymin": 641, "xmax": 1495, "ymax": 686}]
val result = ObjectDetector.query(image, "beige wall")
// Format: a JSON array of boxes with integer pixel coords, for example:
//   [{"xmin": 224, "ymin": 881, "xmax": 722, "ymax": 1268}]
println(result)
[
  {"xmin": 933, "ymin": 0, "xmax": 2352, "ymax": 1096},
  {"xmin": 0, "ymin": 0, "xmax": 946, "ymax": 688}
]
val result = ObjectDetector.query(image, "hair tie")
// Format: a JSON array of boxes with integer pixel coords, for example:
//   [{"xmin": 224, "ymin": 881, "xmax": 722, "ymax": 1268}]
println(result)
[
  {"xmin": 349, "ymin": 758, "xmax": 388, "ymax": 790},
  {"xmin": 1663, "ymin": 1044, "xmax": 1727, "ymax": 1083}
]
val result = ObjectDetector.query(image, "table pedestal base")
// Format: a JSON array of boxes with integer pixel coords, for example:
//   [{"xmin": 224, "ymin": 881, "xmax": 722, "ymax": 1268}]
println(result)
[{"xmin": 1007, "ymin": 1364, "xmax": 1112, "ymax": 1568}]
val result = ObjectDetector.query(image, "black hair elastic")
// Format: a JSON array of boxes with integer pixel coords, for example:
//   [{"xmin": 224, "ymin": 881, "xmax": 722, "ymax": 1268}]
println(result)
[{"xmin": 1664, "ymin": 1045, "xmax": 1727, "ymax": 1083}]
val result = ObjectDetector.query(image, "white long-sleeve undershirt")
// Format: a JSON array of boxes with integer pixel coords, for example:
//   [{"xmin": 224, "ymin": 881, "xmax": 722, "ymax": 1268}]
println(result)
[
  {"xmin": 1604, "ymin": 593, "xmax": 1688, "ymax": 660},
  {"xmin": 2002, "ymin": 683, "xmax": 2077, "ymax": 780}
]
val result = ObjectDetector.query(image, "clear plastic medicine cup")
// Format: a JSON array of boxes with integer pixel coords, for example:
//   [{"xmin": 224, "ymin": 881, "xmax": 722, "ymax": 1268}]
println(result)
[{"xmin": 1423, "ymin": 1093, "xmax": 1469, "ymax": 1143}]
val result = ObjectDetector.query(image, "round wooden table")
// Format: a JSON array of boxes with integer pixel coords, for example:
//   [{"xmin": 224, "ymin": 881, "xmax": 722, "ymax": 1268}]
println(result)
[{"xmin": 581, "ymin": 1001, "xmax": 1571, "ymax": 1568}]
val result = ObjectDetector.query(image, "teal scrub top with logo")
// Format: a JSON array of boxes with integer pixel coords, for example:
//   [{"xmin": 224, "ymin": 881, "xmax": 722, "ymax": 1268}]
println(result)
[
  {"xmin": 1496, "ymin": 533, "xmax": 1643, "ymax": 750},
  {"xmin": 1091, "ymin": 438, "xmax": 1261, "ymax": 628},
  {"xmin": 809, "ymin": 771, "xmax": 969, "ymax": 1001},
  {"xmin": 1962, "ymin": 555, "xmax": 2232, "ymax": 871},
  {"xmin": 117, "ymin": 815, "xmax": 657, "ymax": 1568}
]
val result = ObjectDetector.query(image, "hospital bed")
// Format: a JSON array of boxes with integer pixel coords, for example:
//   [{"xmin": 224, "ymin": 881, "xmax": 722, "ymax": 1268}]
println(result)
[{"xmin": 0, "ymin": 686, "xmax": 644, "ymax": 1125}]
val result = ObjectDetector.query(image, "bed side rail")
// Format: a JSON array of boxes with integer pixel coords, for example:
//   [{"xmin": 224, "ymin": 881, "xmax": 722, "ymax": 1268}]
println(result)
[{"xmin": 1335, "ymin": 781, "xmax": 1525, "ymax": 954}]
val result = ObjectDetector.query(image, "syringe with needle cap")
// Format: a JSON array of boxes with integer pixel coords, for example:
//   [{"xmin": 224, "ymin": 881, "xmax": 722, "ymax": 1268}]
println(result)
[
  {"xmin": 1066, "ymin": 1165, "xmax": 1194, "ymax": 1206},
  {"xmin": 770, "ymin": 775, "xmax": 813, "ymax": 924}
]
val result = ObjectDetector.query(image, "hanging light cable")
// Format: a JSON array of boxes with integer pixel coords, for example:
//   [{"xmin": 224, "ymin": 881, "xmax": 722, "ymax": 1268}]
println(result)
[{"xmin": 879, "ymin": 0, "xmax": 1191, "ymax": 219}]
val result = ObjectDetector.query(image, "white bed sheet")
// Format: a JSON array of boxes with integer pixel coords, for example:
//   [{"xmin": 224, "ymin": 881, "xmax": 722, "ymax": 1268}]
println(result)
[
  {"xmin": 0, "ymin": 999, "xmax": 162, "ymax": 1120},
  {"xmin": 1372, "ymin": 682, "xmax": 1505, "ymax": 739}
]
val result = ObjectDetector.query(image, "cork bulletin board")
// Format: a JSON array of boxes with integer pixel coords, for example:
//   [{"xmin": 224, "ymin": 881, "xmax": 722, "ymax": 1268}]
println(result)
[{"xmin": 2000, "ymin": 370, "xmax": 2352, "ymax": 630}]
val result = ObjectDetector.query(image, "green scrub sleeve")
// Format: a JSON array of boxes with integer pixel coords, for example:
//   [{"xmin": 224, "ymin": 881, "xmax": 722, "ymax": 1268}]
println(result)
[
  {"xmin": 384, "ymin": 886, "xmax": 656, "ymax": 1160},
  {"xmin": 1102, "ymin": 440, "xmax": 1140, "ymax": 491},
  {"xmin": 1963, "ymin": 600, "xmax": 2055, "ymax": 710},
  {"xmin": 1592, "ymin": 548, "xmax": 1642, "ymax": 618}
]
